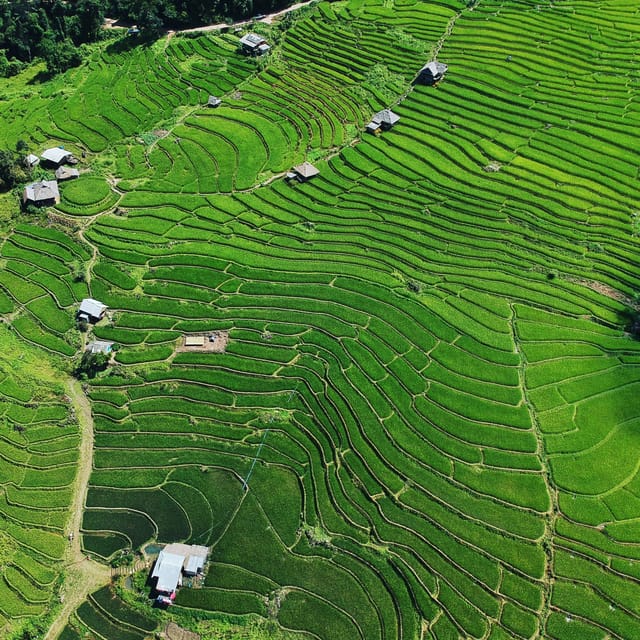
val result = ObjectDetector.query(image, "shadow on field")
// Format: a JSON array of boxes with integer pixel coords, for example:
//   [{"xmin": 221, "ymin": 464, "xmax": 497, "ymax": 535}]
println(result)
[
  {"xmin": 106, "ymin": 35, "xmax": 155, "ymax": 55},
  {"xmin": 28, "ymin": 69, "xmax": 56, "ymax": 84},
  {"xmin": 620, "ymin": 307, "xmax": 640, "ymax": 339}
]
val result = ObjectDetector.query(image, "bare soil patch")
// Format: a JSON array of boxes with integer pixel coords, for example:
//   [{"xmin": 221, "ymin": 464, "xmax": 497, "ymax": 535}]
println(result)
[
  {"xmin": 161, "ymin": 622, "xmax": 200, "ymax": 640},
  {"xmin": 176, "ymin": 330, "xmax": 229, "ymax": 353}
]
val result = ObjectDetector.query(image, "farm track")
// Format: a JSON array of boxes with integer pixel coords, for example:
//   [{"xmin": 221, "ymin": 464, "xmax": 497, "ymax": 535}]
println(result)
[{"xmin": 43, "ymin": 380, "xmax": 110, "ymax": 640}]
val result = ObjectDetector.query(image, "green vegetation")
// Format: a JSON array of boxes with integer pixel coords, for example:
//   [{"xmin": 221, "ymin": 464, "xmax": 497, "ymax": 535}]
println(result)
[
  {"xmin": 0, "ymin": 0, "xmax": 640, "ymax": 639},
  {"xmin": 62, "ymin": 583, "xmax": 158, "ymax": 640},
  {"xmin": 0, "ymin": 325, "xmax": 77, "ymax": 637}
]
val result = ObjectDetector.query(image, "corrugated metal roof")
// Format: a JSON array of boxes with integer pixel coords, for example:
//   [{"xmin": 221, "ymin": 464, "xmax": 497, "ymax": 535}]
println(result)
[
  {"xmin": 23, "ymin": 180, "xmax": 60, "ymax": 203},
  {"xmin": 41, "ymin": 147, "xmax": 71, "ymax": 164},
  {"xmin": 79, "ymin": 298, "xmax": 107, "ymax": 319},
  {"xmin": 152, "ymin": 551, "xmax": 184, "ymax": 594}
]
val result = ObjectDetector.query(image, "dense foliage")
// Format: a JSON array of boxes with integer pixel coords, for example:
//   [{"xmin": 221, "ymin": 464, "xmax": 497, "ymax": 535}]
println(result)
[
  {"xmin": 108, "ymin": 0, "xmax": 294, "ymax": 32},
  {"xmin": 0, "ymin": 0, "xmax": 295, "ymax": 74},
  {"xmin": 0, "ymin": 0, "xmax": 102, "ymax": 74}
]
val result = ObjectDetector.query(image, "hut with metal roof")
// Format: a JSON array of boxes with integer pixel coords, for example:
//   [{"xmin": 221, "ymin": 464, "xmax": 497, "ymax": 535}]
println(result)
[
  {"xmin": 77, "ymin": 298, "xmax": 107, "ymax": 323},
  {"xmin": 366, "ymin": 109, "xmax": 400, "ymax": 134},
  {"xmin": 418, "ymin": 60, "xmax": 448, "ymax": 85},
  {"xmin": 23, "ymin": 180, "xmax": 60, "ymax": 206},
  {"xmin": 287, "ymin": 162, "xmax": 320, "ymax": 183}
]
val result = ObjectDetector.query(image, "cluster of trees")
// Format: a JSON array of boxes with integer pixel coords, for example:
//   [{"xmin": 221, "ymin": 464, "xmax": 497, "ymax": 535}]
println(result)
[
  {"xmin": 0, "ymin": 0, "xmax": 296, "ymax": 76},
  {"xmin": 0, "ymin": 0, "xmax": 104, "ymax": 75},
  {"xmin": 110, "ymin": 0, "xmax": 294, "ymax": 34},
  {"xmin": 0, "ymin": 141, "xmax": 29, "ymax": 191}
]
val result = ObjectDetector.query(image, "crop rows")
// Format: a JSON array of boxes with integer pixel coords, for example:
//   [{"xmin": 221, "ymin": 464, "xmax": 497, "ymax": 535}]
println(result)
[
  {"xmin": 0, "ymin": 327, "xmax": 77, "ymax": 631},
  {"xmin": 0, "ymin": 225, "xmax": 90, "ymax": 356},
  {"xmin": 72, "ymin": 0, "xmax": 640, "ymax": 637},
  {"xmin": 0, "ymin": 0, "xmax": 639, "ymax": 637},
  {"xmin": 61, "ymin": 584, "xmax": 158, "ymax": 640}
]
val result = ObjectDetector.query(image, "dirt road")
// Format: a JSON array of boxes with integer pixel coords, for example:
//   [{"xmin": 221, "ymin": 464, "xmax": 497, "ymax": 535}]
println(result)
[
  {"xmin": 44, "ymin": 380, "xmax": 111, "ymax": 640},
  {"xmin": 107, "ymin": 0, "xmax": 314, "ymax": 36}
]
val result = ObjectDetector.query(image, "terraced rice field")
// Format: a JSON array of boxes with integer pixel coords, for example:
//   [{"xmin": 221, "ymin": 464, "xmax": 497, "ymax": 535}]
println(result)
[
  {"xmin": 1, "ymin": 0, "xmax": 640, "ymax": 638},
  {"xmin": 61, "ymin": 584, "xmax": 158, "ymax": 640},
  {"xmin": 0, "ymin": 327, "xmax": 77, "ymax": 634}
]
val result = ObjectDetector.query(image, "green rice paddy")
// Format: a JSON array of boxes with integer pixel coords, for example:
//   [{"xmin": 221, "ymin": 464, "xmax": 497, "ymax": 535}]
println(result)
[
  {"xmin": 0, "ymin": 327, "xmax": 76, "ymax": 635},
  {"xmin": 1, "ymin": 0, "xmax": 640, "ymax": 638}
]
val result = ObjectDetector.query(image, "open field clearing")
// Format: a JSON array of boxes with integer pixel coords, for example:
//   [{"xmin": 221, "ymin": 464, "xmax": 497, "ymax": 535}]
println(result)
[{"xmin": 0, "ymin": 0, "xmax": 640, "ymax": 638}]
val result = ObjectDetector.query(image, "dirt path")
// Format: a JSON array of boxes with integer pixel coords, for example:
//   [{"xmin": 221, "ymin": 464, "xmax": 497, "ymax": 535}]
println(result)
[
  {"xmin": 106, "ymin": 0, "xmax": 315, "ymax": 36},
  {"xmin": 44, "ymin": 379, "xmax": 111, "ymax": 640},
  {"xmin": 178, "ymin": 1, "xmax": 313, "ymax": 32}
]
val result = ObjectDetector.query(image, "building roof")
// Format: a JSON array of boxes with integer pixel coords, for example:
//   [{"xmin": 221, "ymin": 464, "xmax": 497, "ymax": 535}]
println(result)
[
  {"xmin": 421, "ymin": 60, "xmax": 448, "ymax": 77},
  {"xmin": 207, "ymin": 95, "xmax": 222, "ymax": 106},
  {"xmin": 23, "ymin": 180, "xmax": 60, "ymax": 203},
  {"xmin": 151, "ymin": 544, "xmax": 210, "ymax": 588},
  {"xmin": 257, "ymin": 43, "xmax": 270, "ymax": 53},
  {"xmin": 240, "ymin": 32, "xmax": 266, "ymax": 48},
  {"xmin": 86, "ymin": 340, "xmax": 113, "ymax": 354},
  {"xmin": 185, "ymin": 555, "xmax": 204, "ymax": 575},
  {"xmin": 164, "ymin": 543, "xmax": 209, "ymax": 559},
  {"xmin": 41, "ymin": 147, "xmax": 71, "ymax": 164},
  {"xmin": 151, "ymin": 551, "xmax": 185, "ymax": 594},
  {"xmin": 55, "ymin": 166, "xmax": 80, "ymax": 180},
  {"xmin": 185, "ymin": 335, "xmax": 205, "ymax": 347},
  {"xmin": 25, "ymin": 154, "xmax": 40, "ymax": 167},
  {"xmin": 372, "ymin": 109, "xmax": 400, "ymax": 126},
  {"xmin": 79, "ymin": 298, "xmax": 107, "ymax": 319},
  {"xmin": 293, "ymin": 162, "xmax": 320, "ymax": 179}
]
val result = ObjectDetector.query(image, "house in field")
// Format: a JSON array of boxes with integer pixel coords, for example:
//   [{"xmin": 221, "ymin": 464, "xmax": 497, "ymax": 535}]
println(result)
[
  {"xmin": 287, "ymin": 161, "xmax": 320, "ymax": 183},
  {"xmin": 239, "ymin": 32, "xmax": 270, "ymax": 55},
  {"xmin": 366, "ymin": 109, "xmax": 400, "ymax": 134},
  {"xmin": 418, "ymin": 60, "xmax": 448, "ymax": 85},
  {"xmin": 151, "ymin": 544, "xmax": 210, "ymax": 598},
  {"xmin": 41, "ymin": 147, "xmax": 76, "ymax": 167},
  {"xmin": 55, "ymin": 166, "xmax": 80, "ymax": 181},
  {"xmin": 86, "ymin": 340, "xmax": 113, "ymax": 355},
  {"xmin": 207, "ymin": 95, "xmax": 222, "ymax": 108},
  {"xmin": 77, "ymin": 298, "xmax": 107, "ymax": 324},
  {"xmin": 184, "ymin": 335, "xmax": 206, "ymax": 348},
  {"xmin": 24, "ymin": 154, "xmax": 40, "ymax": 169},
  {"xmin": 23, "ymin": 180, "xmax": 60, "ymax": 206}
]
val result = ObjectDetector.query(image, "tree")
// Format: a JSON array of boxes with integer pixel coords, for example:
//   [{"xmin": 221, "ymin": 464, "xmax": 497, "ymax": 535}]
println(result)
[
  {"xmin": 74, "ymin": 350, "xmax": 110, "ymax": 379},
  {"xmin": 76, "ymin": 0, "xmax": 106, "ymax": 43},
  {"xmin": 39, "ymin": 34, "xmax": 81, "ymax": 74},
  {"xmin": 0, "ymin": 148, "xmax": 26, "ymax": 190}
]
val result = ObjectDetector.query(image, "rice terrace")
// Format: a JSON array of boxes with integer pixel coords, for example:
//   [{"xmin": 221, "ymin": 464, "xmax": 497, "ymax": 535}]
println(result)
[{"xmin": 0, "ymin": 0, "xmax": 639, "ymax": 638}]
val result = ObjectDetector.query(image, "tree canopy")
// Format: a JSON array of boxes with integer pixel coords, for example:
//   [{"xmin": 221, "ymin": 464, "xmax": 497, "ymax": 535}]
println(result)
[{"xmin": 0, "ymin": 0, "xmax": 293, "ymax": 75}]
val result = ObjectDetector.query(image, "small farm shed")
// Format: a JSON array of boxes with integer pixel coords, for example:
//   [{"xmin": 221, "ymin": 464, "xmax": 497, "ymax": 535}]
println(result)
[
  {"xmin": 366, "ymin": 109, "xmax": 400, "ymax": 134},
  {"xmin": 86, "ymin": 340, "xmax": 113, "ymax": 355},
  {"xmin": 288, "ymin": 162, "xmax": 320, "ymax": 182},
  {"xmin": 24, "ymin": 154, "xmax": 40, "ymax": 169},
  {"xmin": 151, "ymin": 544, "xmax": 210, "ymax": 595},
  {"xmin": 418, "ymin": 60, "xmax": 448, "ymax": 85},
  {"xmin": 78, "ymin": 298, "xmax": 107, "ymax": 323},
  {"xmin": 55, "ymin": 166, "xmax": 80, "ymax": 181},
  {"xmin": 207, "ymin": 95, "xmax": 222, "ymax": 107},
  {"xmin": 41, "ymin": 147, "xmax": 75, "ymax": 167},
  {"xmin": 240, "ymin": 32, "xmax": 270, "ymax": 55},
  {"xmin": 184, "ymin": 335, "xmax": 206, "ymax": 347},
  {"xmin": 127, "ymin": 27, "xmax": 140, "ymax": 36},
  {"xmin": 23, "ymin": 180, "xmax": 60, "ymax": 206}
]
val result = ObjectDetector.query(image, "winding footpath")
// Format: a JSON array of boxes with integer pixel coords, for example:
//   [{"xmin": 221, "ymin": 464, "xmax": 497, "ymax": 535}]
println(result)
[{"xmin": 44, "ymin": 380, "xmax": 111, "ymax": 640}]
